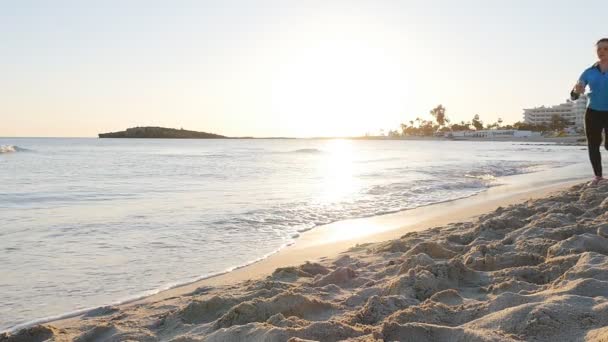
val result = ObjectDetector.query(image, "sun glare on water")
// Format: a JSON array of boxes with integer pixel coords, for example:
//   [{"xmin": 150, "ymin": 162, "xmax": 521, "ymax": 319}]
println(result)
[{"xmin": 316, "ymin": 139, "xmax": 360, "ymax": 203}]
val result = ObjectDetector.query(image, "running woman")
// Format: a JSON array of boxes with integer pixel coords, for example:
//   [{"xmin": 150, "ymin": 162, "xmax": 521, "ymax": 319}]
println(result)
[{"xmin": 571, "ymin": 38, "xmax": 608, "ymax": 185}]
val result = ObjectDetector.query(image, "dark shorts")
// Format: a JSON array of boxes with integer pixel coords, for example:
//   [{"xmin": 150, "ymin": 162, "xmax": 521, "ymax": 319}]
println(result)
[{"xmin": 585, "ymin": 108, "xmax": 608, "ymax": 145}]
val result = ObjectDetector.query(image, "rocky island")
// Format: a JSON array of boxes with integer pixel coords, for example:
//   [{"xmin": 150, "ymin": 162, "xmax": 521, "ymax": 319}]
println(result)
[{"xmin": 98, "ymin": 127, "xmax": 227, "ymax": 139}]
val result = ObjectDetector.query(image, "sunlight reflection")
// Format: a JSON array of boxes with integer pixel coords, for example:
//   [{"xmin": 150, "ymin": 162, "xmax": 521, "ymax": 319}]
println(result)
[
  {"xmin": 316, "ymin": 139, "xmax": 359, "ymax": 203},
  {"xmin": 321, "ymin": 220, "xmax": 384, "ymax": 244}
]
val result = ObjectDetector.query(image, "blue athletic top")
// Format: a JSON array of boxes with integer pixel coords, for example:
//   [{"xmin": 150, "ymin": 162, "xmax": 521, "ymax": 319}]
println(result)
[{"xmin": 578, "ymin": 63, "xmax": 608, "ymax": 111}]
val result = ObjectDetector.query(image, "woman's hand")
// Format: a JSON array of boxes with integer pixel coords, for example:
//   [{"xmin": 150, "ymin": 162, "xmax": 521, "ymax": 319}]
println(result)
[{"xmin": 573, "ymin": 80, "xmax": 585, "ymax": 94}]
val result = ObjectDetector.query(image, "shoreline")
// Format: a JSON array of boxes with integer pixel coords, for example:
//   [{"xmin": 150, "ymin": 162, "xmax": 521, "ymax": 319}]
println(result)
[
  {"xmin": 128, "ymin": 175, "xmax": 586, "ymax": 300},
  {"xmin": 8, "ymin": 167, "xmax": 586, "ymax": 335},
  {"xmin": 0, "ymin": 138, "xmax": 591, "ymax": 335},
  {"xmin": 4, "ymin": 176, "xmax": 605, "ymax": 341}
]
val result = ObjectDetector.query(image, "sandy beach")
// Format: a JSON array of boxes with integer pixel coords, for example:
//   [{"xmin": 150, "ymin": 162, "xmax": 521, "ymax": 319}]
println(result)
[
  {"xmin": 4, "ymin": 1, "xmax": 607, "ymax": 341},
  {"xmin": 3, "ymin": 176, "xmax": 608, "ymax": 341}
]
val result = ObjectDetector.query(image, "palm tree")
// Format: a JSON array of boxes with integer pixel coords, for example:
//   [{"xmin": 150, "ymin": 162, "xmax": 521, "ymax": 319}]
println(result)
[
  {"xmin": 472, "ymin": 114, "xmax": 484, "ymax": 130},
  {"xmin": 429, "ymin": 105, "xmax": 447, "ymax": 127}
]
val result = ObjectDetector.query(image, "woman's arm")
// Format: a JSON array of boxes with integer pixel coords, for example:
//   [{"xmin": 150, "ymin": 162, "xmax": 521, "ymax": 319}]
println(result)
[{"xmin": 570, "ymin": 71, "xmax": 587, "ymax": 101}]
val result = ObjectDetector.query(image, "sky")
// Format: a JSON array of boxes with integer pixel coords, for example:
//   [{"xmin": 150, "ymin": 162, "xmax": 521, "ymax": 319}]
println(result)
[{"xmin": 1, "ymin": 0, "xmax": 606, "ymax": 138}]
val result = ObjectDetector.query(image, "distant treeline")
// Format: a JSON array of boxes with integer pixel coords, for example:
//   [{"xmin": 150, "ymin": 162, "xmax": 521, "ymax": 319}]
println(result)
[{"xmin": 383, "ymin": 105, "xmax": 573, "ymax": 137}]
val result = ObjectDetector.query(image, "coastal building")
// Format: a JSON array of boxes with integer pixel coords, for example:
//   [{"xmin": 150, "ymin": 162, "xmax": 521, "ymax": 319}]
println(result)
[
  {"xmin": 523, "ymin": 96, "xmax": 587, "ymax": 129},
  {"xmin": 447, "ymin": 130, "xmax": 541, "ymax": 139}
]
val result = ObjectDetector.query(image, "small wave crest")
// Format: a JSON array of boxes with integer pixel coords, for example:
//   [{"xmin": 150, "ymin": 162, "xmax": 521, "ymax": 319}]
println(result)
[
  {"xmin": 0, "ymin": 145, "xmax": 28, "ymax": 153},
  {"xmin": 416, "ymin": 160, "xmax": 548, "ymax": 183},
  {"xmin": 0, "ymin": 145, "xmax": 16, "ymax": 153},
  {"xmin": 464, "ymin": 163, "xmax": 540, "ymax": 179},
  {"xmin": 464, "ymin": 161, "xmax": 568, "ymax": 181}
]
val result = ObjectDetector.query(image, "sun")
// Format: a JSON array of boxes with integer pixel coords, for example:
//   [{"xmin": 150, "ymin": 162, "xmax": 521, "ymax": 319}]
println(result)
[{"xmin": 269, "ymin": 39, "xmax": 410, "ymax": 137}]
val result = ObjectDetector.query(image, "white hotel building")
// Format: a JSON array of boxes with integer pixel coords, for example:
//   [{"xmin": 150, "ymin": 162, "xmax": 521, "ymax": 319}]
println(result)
[{"xmin": 523, "ymin": 96, "xmax": 587, "ymax": 129}]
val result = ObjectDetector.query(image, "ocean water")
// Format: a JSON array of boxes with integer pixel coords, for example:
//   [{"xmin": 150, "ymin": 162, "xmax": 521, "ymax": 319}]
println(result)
[{"xmin": 0, "ymin": 138, "xmax": 593, "ymax": 331}]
